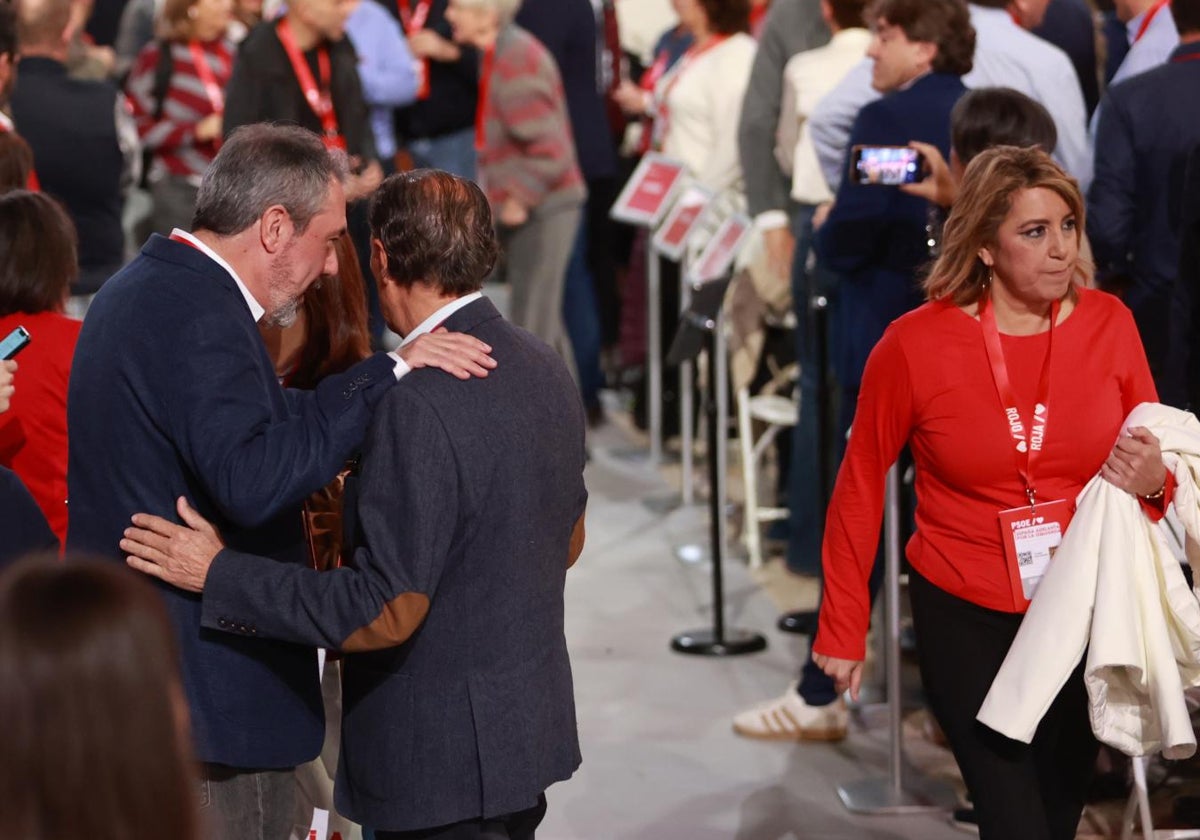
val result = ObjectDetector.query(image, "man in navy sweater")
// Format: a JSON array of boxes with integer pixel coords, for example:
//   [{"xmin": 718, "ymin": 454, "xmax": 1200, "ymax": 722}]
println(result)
[{"xmin": 67, "ymin": 124, "xmax": 493, "ymax": 839}]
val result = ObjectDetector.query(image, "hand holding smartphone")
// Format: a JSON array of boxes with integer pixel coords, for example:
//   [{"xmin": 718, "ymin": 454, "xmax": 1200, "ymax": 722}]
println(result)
[
  {"xmin": 850, "ymin": 145, "xmax": 927, "ymax": 186},
  {"xmin": 0, "ymin": 325, "xmax": 31, "ymax": 360}
]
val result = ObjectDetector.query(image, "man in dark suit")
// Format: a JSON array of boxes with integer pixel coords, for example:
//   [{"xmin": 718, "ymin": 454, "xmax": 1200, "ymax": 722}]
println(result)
[
  {"xmin": 123, "ymin": 169, "xmax": 588, "ymax": 840},
  {"xmin": 1088, "ymin": 0, "xmax": 1200, "ymax": 409},
  {"xmin": 68, "ymin": 126, "xmax": 494, "ymax": 839},
  {"xmin": 1180, "ymin": 143, "xmax": 1200, "ymax": 412},
  {"xmin": 10, "ymin": 0, "xmax": 132, "ymax": 305}
]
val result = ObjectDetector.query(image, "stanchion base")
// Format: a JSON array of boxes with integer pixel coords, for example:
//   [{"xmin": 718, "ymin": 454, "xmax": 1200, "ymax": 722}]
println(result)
[
  {"xmin": 670, "ymin": 628, "xmax": 768, "ymax": 656},
  {"xmin": 837, "ymin": 775, "xmax": 958, "ymax": 816},
  {"xmin": 673, "ymin": 542, "xmax": 707, "ymax": 564}
]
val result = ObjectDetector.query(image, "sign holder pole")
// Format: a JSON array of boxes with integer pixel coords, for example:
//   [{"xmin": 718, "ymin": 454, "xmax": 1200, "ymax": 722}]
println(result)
[{"xmin": 836, "ymin": 464, "xmax": 957, "ymax": 814}]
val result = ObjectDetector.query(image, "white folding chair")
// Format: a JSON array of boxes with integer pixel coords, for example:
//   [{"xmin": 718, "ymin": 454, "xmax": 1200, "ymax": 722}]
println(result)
[{"xmin": 736, "ymin": 364, "xmax": 798, "ymax": 569}]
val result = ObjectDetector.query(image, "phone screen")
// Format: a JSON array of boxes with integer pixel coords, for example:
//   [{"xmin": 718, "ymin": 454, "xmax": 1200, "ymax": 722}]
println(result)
[
  {"xmin": 0, "ymin": 326, "xmax": 31, "ymax": 360},
  {"xmin": 851, "ymin": 146, "xmax": 924, "ymax": 186}
]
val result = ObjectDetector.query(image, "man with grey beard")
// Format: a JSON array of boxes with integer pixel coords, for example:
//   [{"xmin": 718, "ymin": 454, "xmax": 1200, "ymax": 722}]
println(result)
[{"xmin": 66, "ymin": 123, "xmax": 495, "ymax": 840}]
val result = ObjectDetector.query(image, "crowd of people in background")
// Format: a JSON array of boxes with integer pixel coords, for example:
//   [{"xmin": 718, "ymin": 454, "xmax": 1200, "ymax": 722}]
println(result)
[{"xmin": 2, "ymin": 0, "xmax": 1200, "ymax": 837}]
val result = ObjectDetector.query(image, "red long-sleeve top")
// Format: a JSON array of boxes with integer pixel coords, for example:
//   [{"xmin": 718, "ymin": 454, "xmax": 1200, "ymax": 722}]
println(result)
[
  {"xmin": 0, "ymin": 311, "xmax": 81, "ymax": 547},
  {"xmin": 813, "ymin": 288, "xmax": 1170, "ymax": 661}
]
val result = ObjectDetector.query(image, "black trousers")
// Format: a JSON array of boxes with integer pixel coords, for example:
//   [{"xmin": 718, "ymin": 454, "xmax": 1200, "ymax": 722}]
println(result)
[
  {"xmin": 375, "ymin": 795, "xmax": 547, "ymax": 840},
  {"xmin": 908, "ymin": 570, "xmax": 1099, "ymax": 840}
]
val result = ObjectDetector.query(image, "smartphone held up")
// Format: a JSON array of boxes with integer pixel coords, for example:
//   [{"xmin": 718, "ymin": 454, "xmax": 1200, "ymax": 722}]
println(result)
[
  {"xmin": 0, "ymin": 325, "xmax": 31, "ymax": 360},
  {"xmin": 850, "ymin": 145, "xmax": 926, "ymax": 186}
]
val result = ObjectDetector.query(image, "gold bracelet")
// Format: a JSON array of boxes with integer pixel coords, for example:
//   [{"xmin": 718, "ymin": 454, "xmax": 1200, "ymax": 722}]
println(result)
[{"xmin": 1141, "ymin": 479, "xmax": 1168, "ymax": 502}]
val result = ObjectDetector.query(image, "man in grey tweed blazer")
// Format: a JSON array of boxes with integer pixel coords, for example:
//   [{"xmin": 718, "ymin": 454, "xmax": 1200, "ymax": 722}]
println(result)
[{"xmin": 125, "ymin": 169, "xmax": 588, "ymax": 839}]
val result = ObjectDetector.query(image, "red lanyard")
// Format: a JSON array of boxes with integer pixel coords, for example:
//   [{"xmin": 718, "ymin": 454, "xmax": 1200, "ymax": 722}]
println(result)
[
  {"xmin": 276, "ymin": 18, "xmax": 345, "ymax": 150},
  {"xmin": 397, "ymin": 0, "xmax": 433, "ymax": 99},
  {"xmin": 1134, "ymin": 0, "xmax": 1169, "ymax": 44},
  {"xmin": 749, "ymin": 3, "xmax": 768, "ymax": 37},
  {"xmin": 396, "ymin": 0, "xmax": 431, "ymax": 32},
  {"xmin": 980, "ymin": 296, "xmax": 1060, "ymax": 509},
  {"xmin": 475, "ymin": 44, "xmax": 495, "ymax": 152},
  {"xmin": 188, "ymin": 41, "xmax": 227, "ymax": 115},
  {"xmin": 1171, "ymin": 49, "xmax": 1200, "ymax": 63},
  {"xmin": 169, "ymin": 232, "xmax": 201, "ymax": 250},
  {"xmin": 640, "ymin": 50, "xmax": 670, "ymax": 93},
  {"xmin": 653, "ymin": 34, "xmax": 728, "ymax": 150}
]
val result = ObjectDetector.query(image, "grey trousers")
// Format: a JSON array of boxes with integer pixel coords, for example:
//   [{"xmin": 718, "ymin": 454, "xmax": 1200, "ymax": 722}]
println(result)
[
  {"xmin": 496, "ymin": 205, "xmax": 581, "ymax": 383},
  {"xmin": 200, "ymin": 764, "xmax": 297, "ymax": 840}
]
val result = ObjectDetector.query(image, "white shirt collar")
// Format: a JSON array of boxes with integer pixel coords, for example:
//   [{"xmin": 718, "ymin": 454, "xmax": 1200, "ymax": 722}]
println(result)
[
  {"xmin": 170, "ymin": 228, "xmax": 266, "ymax": 323},
  {"xmin": 0, "ymin": 111, "xmax": 13, "ymax": 132},
  {"xmin": 399, "ymin": 291, "xmax": 484, "ymax": 346}
]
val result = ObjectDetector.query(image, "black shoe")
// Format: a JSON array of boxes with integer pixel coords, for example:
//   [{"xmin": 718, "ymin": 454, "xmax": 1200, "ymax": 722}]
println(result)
[
  {"xmin": 949, "ymin": 808, "xmax": 978, "ymax": 834},
  {"xmin": 777, "ymin": 610, "xmax": 819, "ymax": 635}
]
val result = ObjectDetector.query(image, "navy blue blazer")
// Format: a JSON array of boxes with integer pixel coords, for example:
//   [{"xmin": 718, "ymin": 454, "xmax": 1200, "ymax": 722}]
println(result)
[
  {"xmin": 66, "ymin": 235, "xmax": 397, "ymax": 768},
  {"xmin": 1174, "ymin": 142, "xmax": 1200, "ymax": 411},
  {"xmin": 1088, "ymin": 42, "xmax": 1200, "ymax": 405},
  {"xmin": 815, "ymin": 71, "xmax": 965, "ymax": 393},
  {"xmin": 516, "ymin": 0, "xmax": 619, "ymax": 181},
  {"xmin": 0, "ymin": 467, "xmax": 57, "ymax": 567},
  {"xmin": 200, "ymin": 297, "xmax": 587, "ymax": 830}
]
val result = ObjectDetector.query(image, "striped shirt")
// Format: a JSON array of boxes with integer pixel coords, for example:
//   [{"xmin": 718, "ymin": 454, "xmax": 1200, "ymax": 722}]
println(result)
[
  {"xmin": 478, "ymin": 25, "xmax": 585, "ymax": 215},
  {"xmin": 126, "ymin": 38, "xmax": 234, "ymax": 182}
]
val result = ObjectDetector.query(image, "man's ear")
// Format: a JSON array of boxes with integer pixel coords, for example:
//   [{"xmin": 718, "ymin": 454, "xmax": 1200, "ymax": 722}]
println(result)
[
  {"xmin": 260, "ymin": 205, "xmax": 292, "ymax": 253},
  {"xmin": 916, "ymin": 40, "xmax": 938, "ymax": 70},
  {"xmin": 370, "ymin": 237, "xmax": 388, "ymax": 285}
]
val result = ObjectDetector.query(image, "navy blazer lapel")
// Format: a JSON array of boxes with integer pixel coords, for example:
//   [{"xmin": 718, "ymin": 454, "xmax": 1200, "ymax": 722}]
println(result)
[
  {"xmin": 439, "ymin": 296, "xmax": 503, "ymax": 335},
  {"xmin": 142, "ymin": 233, "xmax": 251, "ymax": 310}
]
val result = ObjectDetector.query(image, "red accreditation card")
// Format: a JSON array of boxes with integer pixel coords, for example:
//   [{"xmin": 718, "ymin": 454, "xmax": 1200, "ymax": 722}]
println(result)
[
  {"xmin": 610, "ymin": 153, "xmax": 687, "ymax": 227},
  {"xmin": 997, "ymin": 498, "xmax": 1072, "ymax": 608},
  {"xmin": 691, "ymin": 214, "xmax": 751, "ymax": 282},
  {"xmin": 652, "ymin": 184, "xmax": 713, "ymax": 261}
]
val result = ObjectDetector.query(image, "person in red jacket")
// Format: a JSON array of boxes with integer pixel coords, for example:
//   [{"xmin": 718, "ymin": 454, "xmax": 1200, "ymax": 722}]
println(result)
[
  {"xmin": 814, "ymin": 146, "xmax": 1171, "ymax": 840},
  {"xmin": 0, "ymin": 191, "xmax": 82, "ymax": 547}
]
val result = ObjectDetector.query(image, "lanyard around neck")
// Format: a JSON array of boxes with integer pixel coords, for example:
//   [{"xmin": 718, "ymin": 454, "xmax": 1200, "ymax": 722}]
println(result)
[
  {"xmin": 188, "ymin": 40, "xmax": 227, "ymax": 115},
  {"xmin": 276, "ymin": 18, "xmax": 343, "ymax": 148},
  {"xmin": 1134, "ymin": 0, "xmax": 1170, "ymax": 44},
  {"xmin": 475, "ymin": 44, "xmax": 495, "ymax": 152},
  {"xmin": 979, "ymin": 295, "xmax": 1061, "ymax": 511},
  {"xmin": 396, "ymin": 0, "xmax": 431, "ymax": 33},
  {"xmin": 653, "ymin": 34, "xmax": 729, "ymax": 150}
]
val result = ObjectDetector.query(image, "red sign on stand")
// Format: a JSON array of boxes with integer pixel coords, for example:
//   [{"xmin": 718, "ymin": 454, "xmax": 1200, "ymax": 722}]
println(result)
[
  {"xmin": 610, "ymin": 153, "xmax": 688, "ymax": 227},
  {"xmin": 652, "ymin": 184, "xmax": 714, "ymax": 261},
  {"xmin": 691, "ymin": 214, "xmax": 752, "ymax": 282}
]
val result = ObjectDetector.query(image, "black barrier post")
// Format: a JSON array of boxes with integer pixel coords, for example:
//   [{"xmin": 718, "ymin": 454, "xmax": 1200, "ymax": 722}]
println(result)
[{"xmin": 669, "ymin": 278, "xmax": 768, "ymax": 657}]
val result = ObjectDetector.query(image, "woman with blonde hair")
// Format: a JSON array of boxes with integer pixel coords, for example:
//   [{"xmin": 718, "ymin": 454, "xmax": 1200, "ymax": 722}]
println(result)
[{"xmin": 812, "ymin": 146, "xmax": 1172, "ymax": 839}]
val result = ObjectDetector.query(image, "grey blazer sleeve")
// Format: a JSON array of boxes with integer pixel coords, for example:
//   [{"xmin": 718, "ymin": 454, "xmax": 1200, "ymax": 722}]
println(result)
[{"xmin": 200, "ymin": 384, "xmax": 457, "ymax": 651}]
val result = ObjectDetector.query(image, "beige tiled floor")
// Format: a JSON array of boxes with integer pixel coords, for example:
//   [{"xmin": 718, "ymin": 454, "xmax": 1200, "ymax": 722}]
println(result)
[{"xmin": 542, "ymin": 403, "xmax": 1199, "ymax": 839}]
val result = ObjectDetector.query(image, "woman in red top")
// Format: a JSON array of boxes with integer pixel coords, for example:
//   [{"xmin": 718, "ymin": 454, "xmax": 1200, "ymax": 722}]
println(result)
[
  {"xmin": 813, "ymin": 147, "xmax": 1170, "ymax": 840},
  {"xmin": 0, "ymin": 191, "xmax": 82, "ymax": 548}
]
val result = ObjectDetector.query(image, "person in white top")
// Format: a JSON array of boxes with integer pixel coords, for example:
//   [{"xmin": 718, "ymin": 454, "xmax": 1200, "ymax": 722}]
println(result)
[
  {"xmin": 778, "ymin": 2, "xmax": 869, "ymax": 208},
  {"xmin": 615, "ymin": 0, "xmax": 678, "ymax": 66},
  {"xmin": 809, "ymin": 1, "xmax": 1091, "ymax": 194},
  {"xmin": 654, "ymin": 0, "xmax": 757, "ymax": 195}
]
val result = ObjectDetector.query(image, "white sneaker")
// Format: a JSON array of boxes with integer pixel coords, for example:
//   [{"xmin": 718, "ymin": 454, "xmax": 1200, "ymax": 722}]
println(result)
[{"xmin": 731, "ymin": 682, "xmax": 848, "ymax": 742}]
